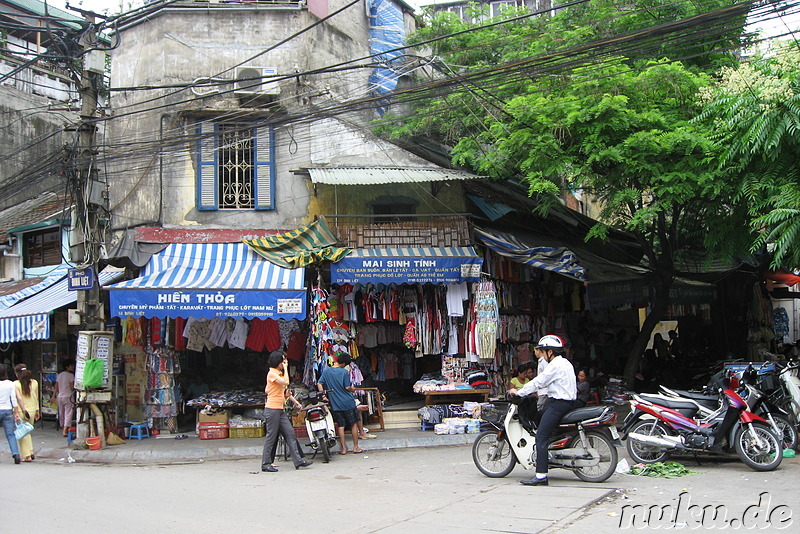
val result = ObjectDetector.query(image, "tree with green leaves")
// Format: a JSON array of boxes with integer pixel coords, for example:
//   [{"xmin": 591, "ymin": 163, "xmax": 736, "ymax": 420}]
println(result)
[
  {"xmin": 697, "ymin": 42, "xmax": 800, "ymax": 270},
  {"xmin": 378, "ymin": 0, "xmax": 755, "ymax": 385}
]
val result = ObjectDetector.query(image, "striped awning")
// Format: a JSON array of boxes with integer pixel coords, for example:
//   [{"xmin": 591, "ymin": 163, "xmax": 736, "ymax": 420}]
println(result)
[
  {"xmin": 108, "ymin": 243, "xmax": 306, "ymax": 320},
  {"xmin": 243, "ymin": 217, "xmax": 350, "ymax": 269},
  {"xmin": 0, "ymin": 270, "xmax": 125, "ymax": 343},
  {"xmin": 474, "ymin": 227, "xmax": 586, "ymax": 281},
  {"xmin": 330, "ymin": 247, "xmax": 483, "ymax": 285}
]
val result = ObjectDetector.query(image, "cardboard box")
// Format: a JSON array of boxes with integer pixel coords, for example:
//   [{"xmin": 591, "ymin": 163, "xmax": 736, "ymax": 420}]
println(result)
[{"xmin": 198, "ymin": 409, "xmax": 230, "ymax": 425}]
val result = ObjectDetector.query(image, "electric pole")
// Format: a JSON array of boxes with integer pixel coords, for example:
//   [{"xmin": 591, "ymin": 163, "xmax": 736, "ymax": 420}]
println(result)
[{"xmin": 75, "ymin": 13, "xmax": 103, "ymax": 331}]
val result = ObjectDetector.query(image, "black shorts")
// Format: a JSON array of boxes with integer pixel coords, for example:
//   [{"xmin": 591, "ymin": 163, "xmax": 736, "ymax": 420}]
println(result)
[{"xmin": 332, "ymin": 408, "xmax": 360, "ymax": 429}]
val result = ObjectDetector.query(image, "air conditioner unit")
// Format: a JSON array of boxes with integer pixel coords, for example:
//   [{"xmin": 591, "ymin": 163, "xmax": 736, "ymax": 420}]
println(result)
[{"xmin": 234, "ymin": 66, "xmax": 280, "ymax": 96}]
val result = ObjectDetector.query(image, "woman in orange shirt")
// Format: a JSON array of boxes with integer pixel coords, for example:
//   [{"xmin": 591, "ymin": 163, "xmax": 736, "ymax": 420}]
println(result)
[{"xmin": 260, "ymin": 350, "xmax": 313, "ymax": 472}]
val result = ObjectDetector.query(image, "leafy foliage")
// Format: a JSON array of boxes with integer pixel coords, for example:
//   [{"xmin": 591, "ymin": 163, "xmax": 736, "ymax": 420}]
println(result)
[
  {"xmin": 696, "ymin": 42, "xmax": 800, "ymax": 269},
  {"xmin": 629, "ymin": 461, "xmax": 699, "ymax": 478}
]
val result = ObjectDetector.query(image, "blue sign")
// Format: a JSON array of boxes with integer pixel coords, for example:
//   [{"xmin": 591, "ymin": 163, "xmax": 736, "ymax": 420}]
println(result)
[
  {"xmin": 109, "ymin": 289, "xmax": 307, "ymax": 320},
  {"xmin": 331, "ymin": 255, "xmax": 483, "ymax": 285},
  {"xmin": 68, "ymin": 267, "xmax": 96, "ymax": 291}
]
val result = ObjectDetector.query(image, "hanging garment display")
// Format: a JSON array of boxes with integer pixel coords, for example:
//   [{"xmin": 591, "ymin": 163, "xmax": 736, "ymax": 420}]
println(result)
[{"xmin": 473, "ymin": 281, "xmax": 499, "ymax": 361}]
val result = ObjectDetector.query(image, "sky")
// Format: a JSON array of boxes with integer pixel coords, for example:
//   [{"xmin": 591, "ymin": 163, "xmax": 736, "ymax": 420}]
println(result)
[{"xmin": 48, "ymin": 0, "xmax": 798, "ymax": 39}]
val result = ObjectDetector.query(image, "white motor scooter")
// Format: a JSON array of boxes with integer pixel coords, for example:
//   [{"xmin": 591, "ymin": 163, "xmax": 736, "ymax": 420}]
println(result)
[
  {"xmin": 777, "ymin": 360, "xmax": 800, "ymax": 426},
  {"xmin": 302, "ymin": 389, "xmax": 337, "ymax": 463}
]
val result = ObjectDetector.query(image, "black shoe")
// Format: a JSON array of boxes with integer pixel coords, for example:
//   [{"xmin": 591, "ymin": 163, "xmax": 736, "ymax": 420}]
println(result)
[
  {"xmin": 295, "ymin": 460, "xmax": 314, "ymax": 469},
  {"xmin": 261, "ymin": 465, "xmax": 278, "ymax": 472},
  {"xmin": 520, "ymin": 477, "xmax": 548, "ymax": 486},
  {"xmin": 13, "ymin": 454, "xmax": 21, "ymax": 465}
]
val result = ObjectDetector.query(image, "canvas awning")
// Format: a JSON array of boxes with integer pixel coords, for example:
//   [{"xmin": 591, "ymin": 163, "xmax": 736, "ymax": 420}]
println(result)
[
  {"xmin": 330, "ymin": 247, "xmax": 483, "ymax": 285},
  {"xmin": 107, "ymin": 243, "xmax": 306, "ymax": 320},
  {"xmin": 243, "ymin": 217, "xmax": 350, "ymax": 269},
  {"xmin": 0, "ymin": 269, "xmax": 125, "ymax": 343},
  {"xmin": 474, "ymin": 227, "xmax": 587, "ymax": 281}
]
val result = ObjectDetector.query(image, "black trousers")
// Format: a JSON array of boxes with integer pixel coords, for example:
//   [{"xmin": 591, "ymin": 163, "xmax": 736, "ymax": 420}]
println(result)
[{"xmin": 534, "ymin": 398, "xmax": 574, "ymax": 474}]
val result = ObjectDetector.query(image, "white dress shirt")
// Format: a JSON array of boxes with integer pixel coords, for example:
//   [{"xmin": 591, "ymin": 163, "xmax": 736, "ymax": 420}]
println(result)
[
  {"xmin": 536, "ymin": 357, "xmax": 549, "ymax": 398},
  {"xmin": 518, "ymin": 355, "xmax": 577, "ymax": 401}
]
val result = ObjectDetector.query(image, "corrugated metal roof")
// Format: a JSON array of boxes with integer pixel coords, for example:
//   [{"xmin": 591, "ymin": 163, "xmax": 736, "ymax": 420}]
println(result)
[{"xmin": 307, "ymin": 167, "xmax": 482, "ymax": 185}]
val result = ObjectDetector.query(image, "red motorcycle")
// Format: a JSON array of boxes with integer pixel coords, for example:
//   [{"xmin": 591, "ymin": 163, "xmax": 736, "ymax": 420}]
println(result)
[{"xmin": 621, "ymin": 379, "xmax": 783, "ymax": 472}]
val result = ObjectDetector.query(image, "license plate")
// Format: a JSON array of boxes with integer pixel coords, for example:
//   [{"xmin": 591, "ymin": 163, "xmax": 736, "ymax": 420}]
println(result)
[
  {"xmin": 610, "ymin": 426, "xmax": 620, "ymax": 440},
  {"xmin": 309, "ymin": 420, "xmax": 328, "ymax": 432}
]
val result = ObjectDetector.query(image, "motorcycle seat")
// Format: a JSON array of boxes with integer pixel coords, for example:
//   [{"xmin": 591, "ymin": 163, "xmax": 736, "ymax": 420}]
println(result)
[
  {"xmin": 560, "ymin": 406, "xmax": 607, "ymax": 424},
  {"xmin": 639, "ymin": 394, "xmax": 699, "ymax": 412},
  {"xmin": 668, "ymin": 389, "xmax": 717, "ymax": 403}
]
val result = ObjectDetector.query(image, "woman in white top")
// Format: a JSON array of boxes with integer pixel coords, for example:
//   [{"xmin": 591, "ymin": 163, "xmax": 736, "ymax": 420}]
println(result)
[{"xmin": 0, "ymin": 363, "xmax": 24, "ymax": 464}]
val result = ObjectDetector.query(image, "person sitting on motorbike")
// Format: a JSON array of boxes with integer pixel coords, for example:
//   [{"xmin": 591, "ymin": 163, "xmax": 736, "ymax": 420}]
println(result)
[{"xmin": 508, "ymin": 335, "xmax": 577, "ymax": 487}]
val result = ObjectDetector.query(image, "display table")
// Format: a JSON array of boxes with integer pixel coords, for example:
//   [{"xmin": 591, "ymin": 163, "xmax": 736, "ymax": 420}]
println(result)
[{"xmin": 423, "ymin": 389, "xmax": 490, "ymax": 406}]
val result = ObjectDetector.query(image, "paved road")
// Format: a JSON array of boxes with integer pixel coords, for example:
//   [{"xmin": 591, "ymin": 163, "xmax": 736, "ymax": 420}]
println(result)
[{"xmin": 1, "ymin": 444, "xmax": 797, "ymax": 533}]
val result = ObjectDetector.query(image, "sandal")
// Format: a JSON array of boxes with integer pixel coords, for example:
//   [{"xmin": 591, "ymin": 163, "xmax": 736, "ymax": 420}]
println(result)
[
  {"xmin": 339, "ymin": 450, "xmax": 348, "ymax": 455},
  {"xmin": 352, "ymin": 448, "xmax": 364, "ymax": 454}
]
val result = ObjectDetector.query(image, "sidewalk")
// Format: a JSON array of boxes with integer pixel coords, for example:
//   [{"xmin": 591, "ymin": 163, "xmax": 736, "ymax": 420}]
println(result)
[{"xmin": 6, "ymin": 424, "xmax": 475, "ymax": 465}]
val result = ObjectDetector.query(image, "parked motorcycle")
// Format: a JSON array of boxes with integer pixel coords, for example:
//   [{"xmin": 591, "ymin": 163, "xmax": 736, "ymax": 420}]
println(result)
[
  {"xmin": 621, "ymin": 382, "xmax": 783, "ymax": 472},
  {"xmin": 659, "ymin": 366, "xmax": 798, "ymax": 451},
  {"xmin": 773, "ymin": 360, "xmax": 800, "ymax": 426},
  {"xmin": 473, "ymin": 396, "xmax": 620, "ymax": 483},
  {"xmin": 301, "ymin": 389, "xmax": 337, "ymax": 463}
]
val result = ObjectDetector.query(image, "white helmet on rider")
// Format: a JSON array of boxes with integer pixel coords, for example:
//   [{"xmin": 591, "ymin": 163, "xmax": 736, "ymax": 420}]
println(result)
[{"xmin": 535, "ymin": 334, "xmax": 564, "ymax": 353}]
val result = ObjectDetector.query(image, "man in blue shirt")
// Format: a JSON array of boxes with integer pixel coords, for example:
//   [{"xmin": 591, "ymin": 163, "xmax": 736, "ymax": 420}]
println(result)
[{"xmin": 318, "ymin": 353, "xmax": 363, "ymax": 454}]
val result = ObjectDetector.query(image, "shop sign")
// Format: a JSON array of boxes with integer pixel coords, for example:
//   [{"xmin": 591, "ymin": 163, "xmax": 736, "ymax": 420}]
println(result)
[
  {"xmin": 586, "ymin": 280, "xmax": 649, "ymax": 309},
  {"xmin": 331, "ymin": 255, "xmax": 483, "ymax": 285},
  {"xmin": 68, "ymin": 267, "xmax": 95, "ymax": 291},
  {"xmin": 109, "ymin": 289, "xmax": 307, "ymax": 320}
]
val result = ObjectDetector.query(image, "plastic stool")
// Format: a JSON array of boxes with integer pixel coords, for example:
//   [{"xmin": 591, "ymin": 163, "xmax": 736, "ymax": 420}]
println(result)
[
  {"xmin": 67, "ymin": 431, "xmax": 75, "ymax": 444},
  {"xmin": 128, "ymin": 423, "xmax": 150, "ymax": 440},
  {"xmin": 587, "ymin": 392, "xmax": 601, "ymax": 406}
]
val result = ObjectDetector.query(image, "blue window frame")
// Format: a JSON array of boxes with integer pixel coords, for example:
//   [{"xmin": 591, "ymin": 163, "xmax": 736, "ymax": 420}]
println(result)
[{"xmin": 196, "ymin": 120, "xmax": 275, "ymax": 211}]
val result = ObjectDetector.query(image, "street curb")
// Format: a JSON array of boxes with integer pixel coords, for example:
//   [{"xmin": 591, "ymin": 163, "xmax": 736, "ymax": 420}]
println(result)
[{"xmin": 31, "ymin": 433, "xmax": 476, "ymax": 464}]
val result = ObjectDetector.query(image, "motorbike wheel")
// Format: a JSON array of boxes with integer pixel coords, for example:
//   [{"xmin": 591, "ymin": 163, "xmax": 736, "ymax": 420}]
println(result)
[
  {"xmin": 734, "ymin": 423, "xmax": 782, "ymax": 472},
  {"xmin": 472, "ymin": 430, "xmax": 516, "ymax": 478},
  {"xmin": 570, "ymin": 430, "xmax": 618, "ymax": 483},
  {"xmin": 315, "ymin": 429, "xmax": 331, "ymax": 463},
  {"xmin": 625, "ymin": 420, "xmax": 673, "ymax": 464},
  {"xmin": 770, "ymin": 414, "xmax": 798, "ymax": 451}
]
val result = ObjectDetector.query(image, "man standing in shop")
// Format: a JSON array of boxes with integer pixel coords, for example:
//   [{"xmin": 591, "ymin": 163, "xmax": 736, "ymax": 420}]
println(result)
[
  {"xmin": 508, "ymin": 335, "xmax": 576, "ymax": 487},
  {"xmin": 318, "ymin": 353, "xmax": 363, "ymax": 455}
]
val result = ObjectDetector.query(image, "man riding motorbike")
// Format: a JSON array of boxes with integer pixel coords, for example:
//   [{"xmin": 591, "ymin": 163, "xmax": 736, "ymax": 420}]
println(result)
[{"xmin": 508, "ymin": 335, "xmax": 577, "ymax": 487}]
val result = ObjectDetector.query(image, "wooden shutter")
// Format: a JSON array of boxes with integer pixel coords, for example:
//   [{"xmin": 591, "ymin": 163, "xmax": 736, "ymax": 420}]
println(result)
[
  {"xmin": 254, "ymin": 125, "xmax": 275, "ymax": 210},
  {"xmin": 196, "ymin": 121, "xmax": 218, "ymax": 211}
]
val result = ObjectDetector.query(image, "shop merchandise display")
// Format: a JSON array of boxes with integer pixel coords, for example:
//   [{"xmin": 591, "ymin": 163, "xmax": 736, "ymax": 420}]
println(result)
[{"xmin": 186, "ymin": 389, "xmax": 265, "ymax": 408}]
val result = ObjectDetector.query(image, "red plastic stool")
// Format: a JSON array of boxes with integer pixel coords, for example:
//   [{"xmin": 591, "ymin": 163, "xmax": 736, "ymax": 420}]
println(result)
[{"xmin": 587, "ymin": 392, "xmax": 601, "ymax": 405}]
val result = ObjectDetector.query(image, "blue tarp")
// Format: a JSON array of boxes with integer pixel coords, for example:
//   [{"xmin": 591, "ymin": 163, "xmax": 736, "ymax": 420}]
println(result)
[{"xmin": 368, "ymin": 0, "xmax": 406, "ymax": 114}]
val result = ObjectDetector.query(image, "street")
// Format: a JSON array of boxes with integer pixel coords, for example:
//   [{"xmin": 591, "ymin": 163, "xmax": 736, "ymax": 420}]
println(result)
[{"xmin": 1, "ymin": 443, "xmax": 797, "ymax": 533}]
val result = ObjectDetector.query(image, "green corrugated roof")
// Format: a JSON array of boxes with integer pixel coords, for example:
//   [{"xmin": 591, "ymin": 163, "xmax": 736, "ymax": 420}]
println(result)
[{"xmin": 4, "ymin": 0, "xmax": 84, "ymax": 29}]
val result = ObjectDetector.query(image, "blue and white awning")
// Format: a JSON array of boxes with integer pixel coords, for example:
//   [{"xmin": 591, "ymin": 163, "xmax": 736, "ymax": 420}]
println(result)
[
  {"xmin": 0, "ymin": 270, "xmax": 125, "ymax": 343},
  {"xmin": 108, "ymin": 243, "xmax": 306, "ymax": 320},
  {"xmin": 474, "ymin": 228, "xmax": 586, "ymax": 281},
  {"xmin": 330, "ymin": 247, "xmax": 483, "ymax": 285},
  {"xmin": 0, "ymin": 266, "xmax": 70, "ymax": 311}
]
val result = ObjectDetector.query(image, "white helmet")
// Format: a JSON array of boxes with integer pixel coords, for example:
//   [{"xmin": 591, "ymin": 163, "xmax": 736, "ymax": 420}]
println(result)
[{"xmin": 536, "ymin": 334, "xmax": 564, "ymax": 352}]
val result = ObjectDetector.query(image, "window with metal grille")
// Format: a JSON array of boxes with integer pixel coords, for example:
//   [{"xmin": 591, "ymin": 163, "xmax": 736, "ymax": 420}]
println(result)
[
  {"xmin": 23, "ymin": 227, "xmax": 62, "ymax": 268},
  {"xmin": 196, "ymin": 121, "xmax": 275, "ymax": 211},
  {"xmin": 218, "ymin": 124, "xmax": 254, "ymax": 209}
]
